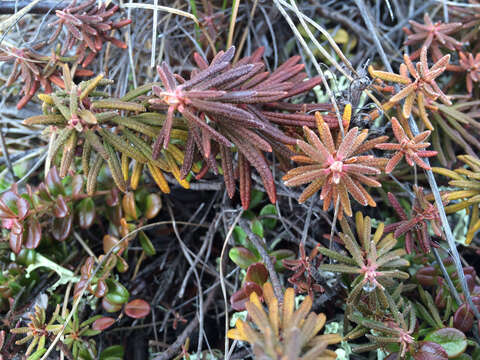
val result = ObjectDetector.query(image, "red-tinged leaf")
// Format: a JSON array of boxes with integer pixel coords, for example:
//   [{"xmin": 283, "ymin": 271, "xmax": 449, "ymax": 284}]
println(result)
[
  {"xmin": 124, "ymin": 299, "xmax": 151, "ymax": 319},
  {"xmin": 95, "ymin": 280, "xmax": 107, "ymax": 298},
  {"xmin": 231, "ymin": 134, "xmax": 276, "ymax": 204},
  {"xmin": 25, "ymin": 217, "xmax": 41, "ymax": 249},
  {"xmin": 220, "ymin": 145, "xmax": 235, "ymax": 199},
  {"xmin": 9, "ymin": 232, "xmax": 22, "ymax": 254},
  {"xmin": 245, "ymin": 263, "xmax": 268, "ymax": 285},
  {"xmin": 36, "ymin": 183, "xmax": 52, "ymax": 202},
  {"xmin": 103, "ymin": 235, "xmax": 121, "ymax": 254},
  {"xmin": 0, "ymin": 190, "xmax": 19, "ymax": 217},
  {"xmin": 181, "ymin": 108, "xmax": 233, "ymax": 147},
  {"xmin": 424, "ymin": 328, "xmax": 467, "ymax": 358},
  {"xmin": 52, "ymin": 213, "xmax": 73, "ymax": 241},
  {"xmin": 414, "ymin": 342, "xmax": 448, "ymax": 360},
  {"xmin": 16, "ymin": 197, "xmax": 30, "ymax": 220},
  {"xmin": 92, "ymin": 317, "xmax": 115, "ymax": 331},
  {"xmin": 54, "ymin": 195, "xmax": 68, "ymax": 218},
  {"xmin": 77, "ymin": 198, "xmax": 95, "ymax": 229},
  {"xmin": 45, "ymin": 167, "xmax": 65, "ymax": 196},
  {"xmin": 102, "ymin": 297, "xmax": 123, "ymax": 313},
  {"xmin": 239, "ymin": 154, "xmax": 251, "ymax": 210},
  {"xmin": 10, "ymin": 218, "xmax": 23, "ymax": 235},
  {"xmin": 0, "ymin": 197, "xmax": 15, "ymax": 218},
  {"xmin": 415, "ymin": 267, "xmax": 438, "ymax": 286},
  {"xmin": 230, "ymin": 282, "xmax": 263, "ymax": 311},
  {"xmin": 454, "ymin": 304, "xmax": 475, "ymax": 333},
  {"xmin": 0, "ymin": 190, "xmax": 28, "ymax": 219},
  {"xmin": 106, "ymin": 188, "xmax": 120, "ymax": 207},
  {"xmin": 71, "ymin": 175, "xmax": 84, "ymax": 198}
]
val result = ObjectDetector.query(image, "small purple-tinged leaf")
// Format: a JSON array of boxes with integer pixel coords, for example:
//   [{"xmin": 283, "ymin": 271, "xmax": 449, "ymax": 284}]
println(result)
[
  {"xmin": 25, "ymin": 217, "xmax": 41, "ymax": 249},
  {"xmin": 77, "ymin": 198, "xmax": 95, "ymax": 229},
  {"xmin": 245, "ymin": 263, "xmax": 268, "ymax": 285},
  {"xmin": 52, "ymin": 213, "xmax": 73, "ymax": 241},
  {"xmin": 424, "ymin": 328, "xmax": 467, "ymax": 358},
  {"xmin": 92, "ymin": 317, "xmax": 115, "ymax": 331},
  {"xmin": 414, "ymin": 342, "xmax": 448, "ymax": 360},
  {"xmin": 54, "ymin": 195, "xmax": 68, "ymax": 218},
  {"xmin": 124, "ymin": 299, "xmax": 151, "ymax": 319}
]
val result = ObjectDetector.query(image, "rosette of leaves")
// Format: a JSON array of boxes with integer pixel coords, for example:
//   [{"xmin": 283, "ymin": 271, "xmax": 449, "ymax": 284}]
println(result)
[
  {"xmin": 368, "ymin": 46, "xmax": 451, "ymax": 130},
  {"xmin": 282, "ymin": 243, "xmax": 324, "ymax": 296},
  {"xmin": 375, "ymin": 117, "xmax": 437, "ymax": 173},
  {"xmin": 384, "ymin": 186, "xmax": 445, "ymax": 253},
  {"xmin": 459, "ymin": 52, "xmax": 480, "ymax": 94},
  {"xmin": 25, "ymin": 69, "xmax": 192, "ymax": 195},
  {"xmin": 433, "ymin": 155, "xmax": 480, "ymax": 244},
  {"xmin": 147, "ymin": 46, "xmax": 327, "ymax": 209},
  {"xmin": 317, "ymin": 212, "xmax": 409, "ymax": 306},
  {"xmin": 48, "ymin": 0, "xmax": 131, "ymax": 68},
  {"xmin": 346, "ymin": 291, "xmax": 417, "ymax": 358},
  {"xmin": 53, "ymin": 308, "xmax": 103, "ymax": 359},
  {"xmin": 403, "ymin": 13, "xmax": 462, "ymax": 62},
  {"xmin": 10, "ymin": 304, "xmax": 62, "ymax": 358},
  {"xmin": 283, "ymin": 105, "xmax": 388, "ymax": 219},
  {"xmin": 228, "ymin": 282, "xmax": 341, "ymax": 359},
  {"xmin": 449, "ymin": 3, "xmax": 480, "ymax": 43},
  {"xmin": 0, "ymin": 43, "xmax": 92, "ymax": 109}
]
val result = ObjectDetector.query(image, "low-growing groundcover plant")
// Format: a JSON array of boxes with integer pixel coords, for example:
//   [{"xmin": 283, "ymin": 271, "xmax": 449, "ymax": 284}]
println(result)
[{"xmin": 0, "ymin": 1, "xmax": 480, "ymax": 360}]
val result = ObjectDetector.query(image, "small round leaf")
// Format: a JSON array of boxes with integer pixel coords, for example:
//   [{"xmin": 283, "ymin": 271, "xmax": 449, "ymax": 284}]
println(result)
[
  {"xmin": 125, "ymin": 299, "xmax": 151, "ymax": 319},
  {"xmin": 425, "ymin": 327, "xmax": 467, "ymax": 358},
  {"xmin": 92, "ymin": 317, "xmax": 116, "ymax": 331},
  {"xmin": 414, "ymin": 342, "xmax": 448, "ymax": 360}
]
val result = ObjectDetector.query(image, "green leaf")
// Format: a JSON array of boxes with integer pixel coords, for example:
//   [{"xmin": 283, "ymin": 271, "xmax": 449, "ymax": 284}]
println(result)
[
  {"xmin": 251, "ymin": 219, "xmax": 264, "ymax": 239},
  {"xmin": 105, "ymin": 279, "xmax": 130, "ymax": 305},
  {"xmin": 259, "ymin": 204, "xmax": 277, "ymax": 230},
  {"xmin": 270, "ymin": 249, "xmax": 295, "ymax": 271},
  {"xmin": 92, "ymin": 99, "xmax": 146, "ymax": 112},
  {"xmin": 233, "ymin": 226, "xmax": 248, "ymax": 247},
  {"xmin": 425, "ymin": 328, "xmax": 467, "ymax": 358},
  {"xmin": 248, "ymin": 189, "xmax": 264, "ymax": 209},
  {"xmin": 27, "ymin": 348, "xmax": 47, "ymax": 360},
  {"xmin": 139, "ymin": 231, "xmax": 156, "ymax": 256},
  {"xmin": 228, "ymin": 247, "xmax": 258, "ymax": 269},
  {"xmin": 99, "ymin": 345, "xmax": 124, "ymax": 360},
  {"xmin": 144, "ymin": 193, "xmax": 162, "ymax": 219}
]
